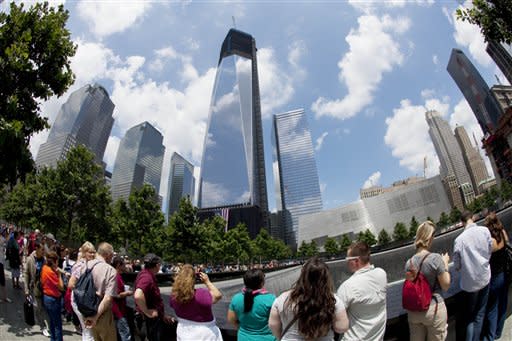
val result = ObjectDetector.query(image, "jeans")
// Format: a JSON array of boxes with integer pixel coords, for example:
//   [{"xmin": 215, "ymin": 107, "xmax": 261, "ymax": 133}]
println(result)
[
  {"xmin": 146, "ymin": 316, "xmax": 163, "ymax": 341},
  {"xmin": 463, "ymin": 284, "xmax": 490, "ymax": 341},
  {"xmin": 43, "ymin": 295, "xmax": 63, "ymax": 341},
  {"xmin": 482, "ymin": 272, "xmax": 508, "ymax": 340},
  {"xmin": 116, "ymin": 317, "xmax": 132, "ymax": 341}
]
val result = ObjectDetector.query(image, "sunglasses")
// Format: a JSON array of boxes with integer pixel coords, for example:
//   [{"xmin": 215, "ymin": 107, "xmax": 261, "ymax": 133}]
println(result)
[{"xmin": 345, "ymin": 256, "xmax": 359, "ymax": 261}]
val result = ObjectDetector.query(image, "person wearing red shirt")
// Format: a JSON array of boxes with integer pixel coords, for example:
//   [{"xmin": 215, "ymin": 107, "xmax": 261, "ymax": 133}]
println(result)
[
  {"xmin": 41, "ymin": 251, "xmax": 64, "ymax": 341},
  {"xmin": 112, "ymin": 256, "xmax": 133, "ymax": 341}
]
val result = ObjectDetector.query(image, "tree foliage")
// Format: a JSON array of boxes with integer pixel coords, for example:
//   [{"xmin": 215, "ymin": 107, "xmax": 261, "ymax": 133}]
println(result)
[
  {"xmin": 456, "ymin": 0, "xmax": 512, "ymax": 45},
  {"xmin": 339, "ymin": 233, "xmax": 352, "ymax": 252},
  {"xmin": 1, "ymin": 146, "xmax": 111, "ymax": 245},
  {"xmin": 357, "ymin": 229, "xmax": 377, "ymax": 246},
  {"xmin": 378, "ymin": 229, "xmax": 391, "ymax": 245},
  {"xmin": 323, "ymin": 237, "xmax": 339, "ymax": 257},
  {"xmin": 437, "ymin": 212, "xmax": 450, "ymax": 228},
  {"xmin": 393, "ymin": 222, "xmax": 409, "ymax": 241},
  {"xmin": 409, "ymin": 216, "xmax": 419, "ymax": 239},
  {"xmin": 449, "ymin": 207, "xmax": 462, "ymax": 224},
  {"xmin": 0, "ymin": 2, "xmax": 76, "ymax": 186},
  {"xmin": 252, "ymin": 228, "xmax": 291, "ymax": 261},
  {"xmin": 297, "ymin": 240, "xmax": 319, "ymax": 258}
]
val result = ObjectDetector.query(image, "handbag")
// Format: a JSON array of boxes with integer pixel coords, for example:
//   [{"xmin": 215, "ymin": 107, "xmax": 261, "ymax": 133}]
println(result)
[{"xmin": 24, "ymin": 296, "xmax": 35, "ymax": 326}]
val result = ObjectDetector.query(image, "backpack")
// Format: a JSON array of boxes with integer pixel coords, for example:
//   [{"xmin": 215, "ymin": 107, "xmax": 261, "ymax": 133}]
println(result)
[
  {"xmin": 33, "ymin": 265, "xmax": 43, "ymax": 298},
  {"xmin": 73, "ymin": 261, "xmax": 101, "ymax": 317},
  {"xmin": 402, "ymin": 253, "xmax": 432, "ymax": 312}
]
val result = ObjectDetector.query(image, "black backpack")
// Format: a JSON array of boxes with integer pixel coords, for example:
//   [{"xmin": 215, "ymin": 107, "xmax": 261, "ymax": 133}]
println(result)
[{"xmin": 73, "ymin": 261, "xmax": 101, "ymax": 317}]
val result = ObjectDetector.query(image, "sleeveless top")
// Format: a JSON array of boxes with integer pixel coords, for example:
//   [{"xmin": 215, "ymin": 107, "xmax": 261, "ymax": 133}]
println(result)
[{"xmin": 490, "ymin": 246, "xmax": 507, "ymax": 276}]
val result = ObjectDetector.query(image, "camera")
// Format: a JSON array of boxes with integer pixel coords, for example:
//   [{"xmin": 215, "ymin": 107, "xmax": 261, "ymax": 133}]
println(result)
[{"xmin": 195, "ymin": 272, "xmax": 202, "ymax": 281}]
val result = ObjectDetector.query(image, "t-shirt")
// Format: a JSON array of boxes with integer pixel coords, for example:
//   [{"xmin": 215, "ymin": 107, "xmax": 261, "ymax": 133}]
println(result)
[
  {"xmin": 404, "ymin": 252, "xmax": 447, "ymax": 302},
  {"xmin": 77, "ymin": 258, "xmax": 117, "ymax": 299},
  {"xmin": 112, "ymin": 273, "xmax": 127, "ymax": 319},
  {"xmin": 170, "ymin": 288, "xmax": 214, "ymax": 322},
  {"xmin": 229, "ymin": 291, "xmax": 276, "ymax": 341},
  {"xmin": 135, "ymin": 269, "xmax": 164, "ymax": 318},
  {"xmin": 41, "ymin": 265, "xmax": 62, "ymax": 298},
  {"xmin": 272, "ymin": 290, "xmax": 345, "ymax": 341}
]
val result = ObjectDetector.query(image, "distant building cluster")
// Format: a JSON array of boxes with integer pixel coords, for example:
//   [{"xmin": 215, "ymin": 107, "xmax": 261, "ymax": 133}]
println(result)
[{"xmin": 35, "ymin": 30, "xmax": 512, "ymax": 250}]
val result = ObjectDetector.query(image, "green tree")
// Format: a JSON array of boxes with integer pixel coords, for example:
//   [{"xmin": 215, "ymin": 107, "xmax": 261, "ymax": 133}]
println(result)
[
  {"xmin": 357, "ymin": 229, "xmax": 377, "ymax": 246},
  {"xmin": 377, "ymin": 229, "xmax": 391, "ymax": 245},
  {"xmin": 449, "ymin": 207, "xmax": 462, "ymax": 224},
  {"xmin": 324, "ymin": 237, "xmax": 339, "ymax": 257},
  {"xmin": 437, "ymin": 212, "xmax": 450, "ymax": 228},
  {"xmin": 168, "ymin": 196, "xmax": 203, "ymax": 262},
  {"xmin": 297, "ymin": 240, "xmax": 318, "ymax": 258},
  {"xmin": 393, "ymin": 222, "xmax": 409, "ymax": 241},
  {"xmin": 221, "ymin": 223, "xmax": 253, "ymax": 264},
  {"xmin": 456, "ymin": 0, "xmax": 512, "ymax": 45},
  {"xmin": 199, "ymin": 215, "xmax": 226, "ymax": 264},
  {"xmin": 251, "ymin": 228, "xmax": 291, "ymax": 262},
  {"xmin": 339, "ymin": 233, "xmax": 352, "ymax": 252},
  {"xmin": 468, "ymin": 197, "xmax": 484, "ymax": 214},
  {"xmin": 1, "ymin": 146, "xmax": 112, "ymax": 244},
  {"xmin": 500, "ymin": 180, "xmax": 512, "ymax": 201},
  {"xmin": 409, "ymin": 216, "xmax": 419, "ymax": 239},
  {"xmin": 0, "ymin": 2, "xmax": 76, "ymax": 186},
  {"xmin": 482, "ymin": 187, "xmax": 499, "ymax": 209}
]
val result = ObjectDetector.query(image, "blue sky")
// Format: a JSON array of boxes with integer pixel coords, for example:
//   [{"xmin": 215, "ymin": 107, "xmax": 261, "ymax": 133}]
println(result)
[{"xmin": 12, "ymin": 0, "xmax": 508, "ymax": 213}]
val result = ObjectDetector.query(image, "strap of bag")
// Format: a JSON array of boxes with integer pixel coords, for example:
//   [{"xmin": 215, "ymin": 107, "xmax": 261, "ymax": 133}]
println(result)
[
  {"xmin": 415, "ymin": 252, "xmax": 431, "ymax": 280},
  {"xmin": 281, "ymin": 314, "xmax": 299, "ymax": 339}
]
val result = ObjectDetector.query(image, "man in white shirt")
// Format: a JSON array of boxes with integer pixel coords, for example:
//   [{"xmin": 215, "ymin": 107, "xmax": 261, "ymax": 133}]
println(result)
[
  {"xmin": 453, "ymin": 210, "xmax": 493, "ymax": 341},
  {"xmin": 336, "ymin": 241, "xmax": 388, "ymax": 341}
]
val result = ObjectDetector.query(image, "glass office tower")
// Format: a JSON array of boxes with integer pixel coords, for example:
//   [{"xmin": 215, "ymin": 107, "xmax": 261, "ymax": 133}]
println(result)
[
  {"xmin": 426, "ymin": 110, "xmax": 475, "ymax": 210},
  {"xmin": 272, "ymin": 109, "xmax": 323, "ymax": 247},
  {"xmin": 487, "ymin": 40, "xmax": 512, "ymax": 85},
  {"xmin": 36, "ymin": 84, "xmax": 114, "ymax": 169},
  {"xmin": 167, "ymin": 152, "xmax": 195, "ymax": 220},
  {"xmin": 198, "ymin": 29, "xmax": 268, "ymax": 218},
  {"xmin": 447, "ymin": 48, "xmax": 502, "ymax": 134},
  {"xmin": 111, "ymin": 121, "xmax": 165, "ymax": 204}
]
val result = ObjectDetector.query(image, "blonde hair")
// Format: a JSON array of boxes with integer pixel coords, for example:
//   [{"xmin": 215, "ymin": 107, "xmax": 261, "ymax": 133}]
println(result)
[
  {"xmin": 172, "ymin": 264, "xmax": 195, "ymax": 304},
  {"xmin": 415, "ymin": 221, "xmax": 435, "ymax": 249},
  {"xmin": 79, "ymin": 241, "xmax": 96, "ymax": 254}
]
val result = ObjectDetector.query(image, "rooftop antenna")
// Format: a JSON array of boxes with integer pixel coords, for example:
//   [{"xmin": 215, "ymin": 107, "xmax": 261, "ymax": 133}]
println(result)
[{"xmin": 232, "ymin": 16, "xmax": 236, "ymax": 29}]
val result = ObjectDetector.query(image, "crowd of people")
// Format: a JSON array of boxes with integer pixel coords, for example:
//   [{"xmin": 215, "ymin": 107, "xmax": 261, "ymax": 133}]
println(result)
[{"xmin": 0, "ymin": 209, "xmax": 509, "ymax": 341}]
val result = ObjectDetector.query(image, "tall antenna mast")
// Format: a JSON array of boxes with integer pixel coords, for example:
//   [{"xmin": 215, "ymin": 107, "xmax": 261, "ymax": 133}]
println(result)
[
  {"xmin": 495, "ymin": 74, "xmax": 502, "ymax": 85},
  {"xmin": 423, "ymin": 156, "xmax": 427, "ymax": 178},
  {"xmin": 232, "ymin": 16, "xmax": 236, "ymax": 29}
]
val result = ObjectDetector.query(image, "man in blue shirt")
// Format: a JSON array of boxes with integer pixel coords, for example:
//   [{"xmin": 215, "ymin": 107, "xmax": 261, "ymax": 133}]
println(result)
[{"xmin": 453, "ymin": 210, "xmax": 493, "ymax": 341}]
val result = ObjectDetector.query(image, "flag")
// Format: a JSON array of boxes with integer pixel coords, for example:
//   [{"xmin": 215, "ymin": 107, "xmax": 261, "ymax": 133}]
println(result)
[{"xmin": 220, "ymin": 208, "xmax": 230, "ymax": 232}]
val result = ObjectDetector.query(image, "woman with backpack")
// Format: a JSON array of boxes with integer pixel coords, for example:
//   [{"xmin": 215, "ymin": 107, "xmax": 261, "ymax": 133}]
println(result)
[{"xmin": 404, "ymin": 221, "xmax": 451, "ymax": 341}]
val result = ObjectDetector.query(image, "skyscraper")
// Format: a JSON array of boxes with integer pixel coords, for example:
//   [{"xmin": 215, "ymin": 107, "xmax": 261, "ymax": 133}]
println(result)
[
  {"xmin": 490, "ymin": 85, "xmax": 512, "ymax": 113},
  {"xmin": 486, "ymin": 40, "xmax": 512, "ymax": 85},
  {"xmin": 454, "ymin": 125, "xmax": 489, "ymax": 194},
  {"xmin": 198, "ymin": 29, "xmax": 268, "ymax": 222},
  {"xmin": 447, "ymin": 48, "xmax": 502, "ymax": 134},
  {"xmin": 272, "ymin": 109, "xmax": 323, "ymax": 247},
  {"xmin": 111, "ymin": 121, "xmax": 165, "ymax": 204},
  {"xmin": 426, "ymin": 110, "xmax": 475, "ymax": 210},
  {"xmin": 36, "ymin": 84, "xmax": 114, "ymax": 169},
  {"xmin": 166, "ymin": 152, "xmax": 195, "ymax": 220}
]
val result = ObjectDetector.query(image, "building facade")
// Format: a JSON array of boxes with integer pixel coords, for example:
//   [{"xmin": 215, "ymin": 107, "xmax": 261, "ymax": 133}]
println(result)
[
  {"xmin": 426, "ymin": 110, "xmax": 475, "ymax": 209},
  {"xmin": 111, "ymin": 122, "xmax": 165, "ymax": 204},
  {"xmin": 166, "ymin": 152, "xmax": 195, "ymax": 220},
  {"xmin": 272, "ymin": 109, "xmax": 323, "ymax": 248},
  {"xmin": 298, "ymin": 175, "xmax": 451, "ymax": 249},
  {"xmin": 454, "ymin": 126, "xmax": 490, "ymax": 194},
  {"xmin": 447, "ymin": 48, "xmax": 502, "ymax": 134},
  {"xmin": 198, "ymin": 29, "xmax": 268, "ymax": 230},
  {"xmin": 36, "ymin": 84, "xmax": 114, "ymax": 169},
  {"xmin": 490, "ymin": 85, "xmax": 512, "ymax": 113},
  {"xmin": 487, "ymin": 40, "xmax": 512, "ymax": 85}
]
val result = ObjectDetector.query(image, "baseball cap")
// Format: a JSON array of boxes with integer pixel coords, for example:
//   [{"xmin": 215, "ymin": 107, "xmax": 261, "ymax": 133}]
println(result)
[{"xmin": 45, "ymin": 233, "xmax": 55, "ymax": 241}]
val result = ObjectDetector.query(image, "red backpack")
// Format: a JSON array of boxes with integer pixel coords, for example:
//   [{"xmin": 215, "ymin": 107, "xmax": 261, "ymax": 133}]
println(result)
[{"xmin": 402, "ymin": 253, "xmax": 432, "ymax": 311}]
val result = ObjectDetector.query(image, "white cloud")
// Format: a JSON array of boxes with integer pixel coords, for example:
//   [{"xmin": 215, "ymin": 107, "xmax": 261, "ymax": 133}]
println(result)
[
  {"xmin": 320, "ymin": 182, "xmax": 327, "ymax": 194},
  {"xmin": 421, "ymin": 88, "xmax": 436, "ymax": 99},
  {"xmin": 148, "ymin": 46, "xmax": 179, "ymax": 73},
  {"xmin": 451, "ymin": 1, "xmax": 491, "ymax": 66},
  {"xmin": 315, "ymin": 132, "xmax": 328, "ymax": 151},
  {"xmin": 384, "ymin": 98, "xmax": 443, "ymax": 177},
  {"xmin": 258, "ymin": 47, "xmax": 295, "ymax": 118},
  {"xmin": 362, "ymin": 171, "xmax": 381, "ymax": 189},
  {"xmin": 288, "ymin": 40, "xmax": 307, "ymax": 80},
  {"xmin": 103, "ymin": 136, "xmax": 120, "ymax": 172},
  {"xmin": 76, "ymin": 0, "xmax": 152, "ymax": 39},
  {"xmin": 348, "ymin": 0, "xmax": 434, "ymax": 12},
  {"xmin": 432, "ymin": 55, "xmax": 439, "ymax": 65},
  {"xmin": 312, "ymin": 15, "xmax": 410, "ymax": 120}
]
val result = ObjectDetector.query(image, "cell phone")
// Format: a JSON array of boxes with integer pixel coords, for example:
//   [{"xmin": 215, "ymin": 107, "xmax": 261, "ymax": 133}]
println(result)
[{"xmin": 195, "ymin": 272, "xmax": 201, "ymax": 281}]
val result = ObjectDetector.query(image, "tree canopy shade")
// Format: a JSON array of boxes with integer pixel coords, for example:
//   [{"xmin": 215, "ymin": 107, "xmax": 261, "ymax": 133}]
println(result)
[
  {"xmin": 456, "ymin": 0, "xmax": 512, "ymax": 45},
  {"xmin": 0, "ymin": 2, "xmax": 76, "ymax": 186}
]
